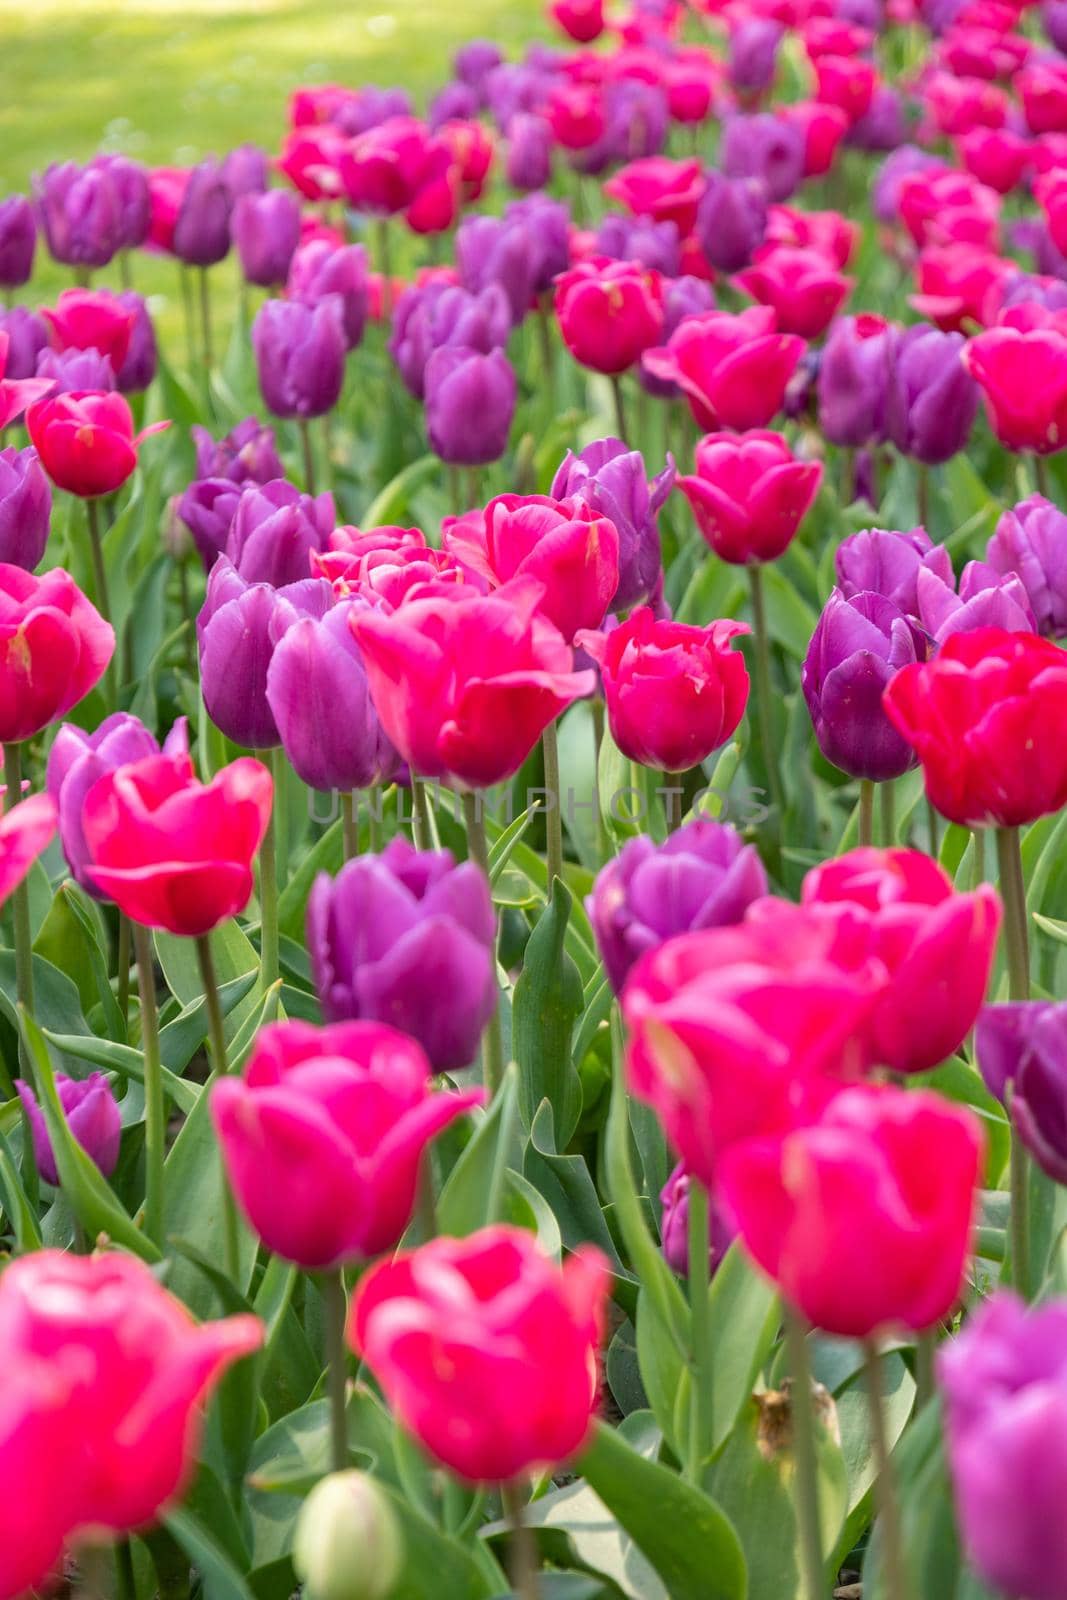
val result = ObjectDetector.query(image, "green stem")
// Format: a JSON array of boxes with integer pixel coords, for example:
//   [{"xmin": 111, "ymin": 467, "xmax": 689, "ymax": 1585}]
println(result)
[
  {"xmin": 3, "ymin": 745, "xmax": 33, "ymax": 1070},
  {"xmin": 996, "ymin": 826, "xmax": 1032, "ymax": 1298},
  {"xmin": 116, "ymin": 913, "xmax": 131, "ymax": 1035},
  {"xmin": 859, "ymin": 779, "xmax": 875, "ymax": 849},
  {"xmin": 686, "ymin": 1178, "xmax": 711, "ymax": 1486},
  {"xmin": 341, "ymin": 790, "xmax": 358, "ymax": 860},
  {"xmin": 299, "ymin": 417, "xmax": 315, "ymax": 494},
  {"xmin": 411, "ymin": 777, "xmax": 432, "ymax": 851},
  {"xmin": 376, "ymin": 218, "xmax": 393, "ymax": 319},
  {"xmin": 462, "ymin": 790, "xmax": 505, "ymax": 1096},
  {"xmin": 610, "ymin": 374, "xmax": 628, "ymax": 442},
  {"xmin": 784, "ymin": 1309, "xmax": 825, "ymax": 1600},
  {"xmin": 368, "ymin": 789, "xmax": 383, "ymax": 854},
  {"xmin": 196, "ymin": 930, "xmax": 239, "ymax": 1280},
  {"xmin": 501, "ymin": 1482, "xmax": 542, "ymax": 1600},
  {"xmin": 322, "ymin": 1270, "xmax": 350, "ymax": 1473},
  {"xmin": 914, "ymin": 1328, "xmax": 936, "ymax": 1413},
  {"xmin": 927, "ymin": 798, "xmax": 940, "ymax": 860},
  {"xmin": 591, "ymin": 699, "xmax": 609, "ymax": 861},
  {"xmin": 665, "ymin": 770, "xmax": 686, "ymax": 833},
  {"xmin": 916, "ymin": 463, "xmax": 929, "ymax": 529},
  {"xmin": 1036, "ymin": 454, "xmax": 1051, "ymax": 498},
  {"xmin": 541, "ymin": 720, "xmax": 564, "ymax": 887},
  {"xmin": 880, "ymin": 779, "xmax": 895, "ymax": 847},
  {"xmin": 179, "ymin": 264, "xmax": 196, "ymax": 372},
  {"xmin": 747, "ymin": 562, "xmax": 783, "ymax": 816},
  {"xmin": 198, "ymin": 266, "xmax": 213, "ymax": 370},
  {"xmin": 256, "ymin": 751, "xmax": 280, "ymax": 991},
  {"xmin": 86, "ymin": 497, "xmax": 112, "ymax": 627},
  {"xmin": 115, "ymin": 1540, "xmax": 136, "ymax": 1600},
  {"xmin": 132, "ymin": 920, "xmax": 165, "ymax": 1248},
  {"xmin": 972, "ymin": 827, "xmax": 986, "ymax": 888},
  {"xmin": 119, "ymin": 252, "xmax": 133, "ymax": 292},
  {"xmin": 864, "ymin": 1340, "xmax": 912, "ymax": 1600}
]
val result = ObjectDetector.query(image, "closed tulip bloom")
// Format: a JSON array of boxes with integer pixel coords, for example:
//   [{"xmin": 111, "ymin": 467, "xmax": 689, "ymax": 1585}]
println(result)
[
  {"xmin": 660, "ymin": 1162, "xmax": 737, "ymax": 1278},
  {"xmin": 720, "ymin": 112, "xmax": 805, "ymax": 202},
  {"xmin": 940, "ymin": 1292, "xmax": 1067, "ymax": 1600},
  {"xmin": 588, "ymin": 817, "xmax": 767, "ymax": 994},
  {"xmin": 886, "ymin": 323, "xmax": 979, "ymax": 464},
  {"xmin": 226, "ymin": 479, "xmax": 334, "ymax": 588},
  {"xmin": 576, "ymin": 608, "xmax": 749, "ymax": 772},
  {"xmin": 963, "ymin": 306, "xmax": 1067, "ymax": 454},
  {"xmin": 0, "ymin": 196, "xmax": 35, "ymax": 289},
  {"xmin": 222, "ymin": 143, "xmax": 270, "ymax": 199},
  {"xmin": 506, "ymin": 113, "xmax": 553, "ymax": 189},
  {"xmin": 802, "ymin": 848, "xmax": 1001, "ymax": 1073},
  {"xmin": 212, "ymin": 1020, "xmax": 483, "ymax": 1268},
  {"xmin": 693, "ymin": 171, "xmax": 768, "ymax": 274},
  {"xmin": 643, "ymin": 307, "xmax": 806, "ymax": 431},
  {"xmin": 720, "ymin": 1084, "xmax": 983, "ymax": 1337},
  {"xmin": 42, "ymin": 288, "xmax": 135, "ymax": 371},
  {"xmin": 595, "ymin": 215, "xmax": 680, "ymax": 278},
  {"xmin": 16, "ymin": 1072, "xmax": 121, "ymax": 1187},
  {"xmin": 444, "ymin": 492, "xmax": 620, "ymax": 641},
  {"xmin": 26, "ymin": 391, "xmax": 168, "ymax": 498},
  {"xmin": 0, "ymin": 790, "xmax": 56, "ymax": 908},
  {"xmin": 193, "ymin": 416, "xmax": 284, "ymax": 485},
  {"xmin": 0, "ymin": 332, "xmax": 52, "ymax": 432},
  {"xmin": 253, "ymin": 297, "xmax": 346, "ymax": 419},
  {"xmin": 550, "ymin": 0, "xmax": 605, "ymax": 40},
  {"xmin": 349, "ymin": 1225, "xmax": 609, "ymax": 1482},
  {"xmin": 199, "ymin": 561, "xmax": 333, "ymax": 748},
  {"xmin": 550, "ymin": 437, "xmax": 674, "ymax": 611},
  {"xmin": 679, "ymin": 430, "xmax": 822, "ymax": 566},
  {"xmin": 391, "ymin": 281, "xmax": 510, "ymax": 399},
  {"xmin": 308, "ymin": 839, "xmax": 497, "ymax": 1070},
  {"xmin": 0, "ymin": 1249, "xmax": 261, "ymax": 1542},
  {"xmin": 113, "ymin": 292, "xmax": 157, "ymax": 393},
  {"xmin": 804, "ymin": 589, "xmax": 921, "ymax": 782},
  {"xmin": 35, "ymin": 346, "xmax": 115, "ymax": 396},
  {"xmin": 424, "ymin": 346, "xmax": 517, "ymax": 466},
  {"xmin": 914, "ymin": 557, "xmax": 1036, "ymax": 645},
  {"xmin": 352, "ymin": 577, "xmax": 595, "ymax": 787},
  {"xmin": 81, "ymin": 746, "xmax": 272, "ymax": 935},
  {"xmin": 455, "ymin": 37, "xmax": 503, "ymax": 90},
  {"xmin": 885, "ymin": 627, "xmax": 1067, "ymax": 825},
  {"xmin": 988, "ymin": 495, "xmax": 1067, "ymax": 638},
  {"xmin": 0, "ymin": 446, "xmax": 50, "ymax": 571},
  {"xmin": 735, "ymin": 245, "xmax": 853, "ymax": 339},
  {"xmin": 33, "ymin": 160, "xmax": 122, "ymax": 269},
  {"xmin": 455, "ymin": 212, "xmax": 538, "ymax": 323},
  {"xmin": 0, "ymin": 565, "xmax": 113, "ymax": 743},
  {"xmin": 0, "ymin": 307, "xmax": 48, "ymax": 379},
  {"xmin": 729, "ymin": 17, "xmax": 784, "ymax": 95},
  {"xmin": 622, "ymin": 912, "xmax": 882, "ymax": 1187},
  {"xmin": 287, "ymin": 239, "xmax": 370, "ymax": 348},
  {"xmin": 835, "ymin": 524, "xmax": 953, "ymax": 616},
  {"xmin": 817, "ymin": 313, "xmax": 891, "ymax": 446},
  {"xmin": 604, "ymin": 156, "xmax": 706, "ymax": 236},
  {"xmin": 978, "ymin": 1002, "xmax": 1067, "ymax": 1185},
  {"xmin": 172, "ymin": 158, "xmax": 232, "ymax": 266},
  {"xmin": 233, "ymin": 189, "xmax": 301, "ymax": 288},
  {"xmin": 92, "ymin": 154, "xmax": 151, "ymax": 249},
  {"xmin": 178, "ymin": 478, "xmax": 243, "ymax": 570},
  {"xmin": 554, "ymin": 259, "xmax": 665, "ymax": 376}
]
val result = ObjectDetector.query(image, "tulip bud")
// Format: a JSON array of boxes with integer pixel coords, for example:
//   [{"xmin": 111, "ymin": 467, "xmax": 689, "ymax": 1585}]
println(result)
[
  {"xmin": 293, "ymin": 1472, "xmax": 403, "ymax": 1600},
  {"xmin": 0, "ymin": 196, "xmax": 36, "ymax": 289}
]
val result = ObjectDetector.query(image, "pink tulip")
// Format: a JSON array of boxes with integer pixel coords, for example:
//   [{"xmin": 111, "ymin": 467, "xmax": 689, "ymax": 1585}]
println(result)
[
  {"xmin": 0, "ymin": 790, "xmax": 56, "ymax": 906},
  {"xmin": 678, "ymin": 429, "xmax": 823, "ymax": 565},
  {"xmin": 0, "ymin": 330, "xmax": 52, "ymax": 431},
  {"xmin": 643, "ymin": 306, "xmax": 805, "ymax": 431},
  {"xmin": 0, "ymin": 564, "xmax": 113, "ymax": 743}
]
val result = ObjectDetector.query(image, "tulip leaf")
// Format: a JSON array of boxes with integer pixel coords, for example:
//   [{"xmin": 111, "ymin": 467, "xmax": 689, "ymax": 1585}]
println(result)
[
  {"xmin": 831, "ymin": 1351, "xmax": 915, "ymax": 1571},
  {"xmin": 154, "ymin": 922, "xmax": 260, "ymax": 1045},
  {"xmin": 43, "ymin": 1032, "xmax": 198, "ymax": 1115},
  {"xmin": 706, "ymin": 1246, "xmax": 782, "ymax": 1454},
  {"xmin": 437, "ymin": 1063, "xmax": 521, "ymax": 1238},
  {"xmin": 524, "ymin": 1101, "xmax": 629, "ymax": 1277},
  {"xmin": 164, "ymin": 1506, "xmax": 256, "ymax": 1600},
  {"xmin": 361, "ymin": 452, "xmax": 440, "ymax": 528},
  {"xmin": 513, "ymin": 878, "xmax": 584, "ymax": 1147},
  {"xmin": 0, "ymin": 1126, "xmax": 42, "ymax": 1251},
  {"xmin": 578, "ymin": 1419, "xmax": 748, "ymax": 1600},
  {"xmin": 277, "ymin": 815, "xmax": 344, "ymax": 942}
]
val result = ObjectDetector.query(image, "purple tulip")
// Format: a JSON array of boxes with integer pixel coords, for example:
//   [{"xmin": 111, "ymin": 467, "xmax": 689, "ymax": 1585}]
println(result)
[
  {"xmin": 1001, "ymin": 272, "xmax": 1067, "ymax": 314},
  {"xmin": 552, "ymin": 436, "xmax": 675, "ymax": 611},
  {"xmin": 225, "ymin": 479, "xmax": 335, "ymax": 588},
  {"xmin": 266, "ymin": 599, "xmax": 399, "ymax": 792},
  {"xmin": 505, "ymin": 194, "xmax": 572, "ymax": 293},
  {"xmin": 818, "ymin": 314, "xmax": 892, "ymax": 447},
  {"xmin": 486, "ymin": 63, "xmax": 557, "ymax": 133},
  {"xmin": 694, "ymin": 171, "xmax": 768, "ymax": 273},
  {"xmin": 640, "ymin": 275, "xmax": 717, "ymax": 397},
  {"xmin": 34, "ymin": 161, "xmax": 124, "ymax": 269},
  {"xmin": 287, "ymin": 240, "xmax": 370, "ymax": 349},
  {"xmin": 660, "ymin": 1163, "xmax": 737, "ymax": 1278},
  {"xmin": 987, "ymin": 496, "xmax": 1067, "ymax": 638},
  {"xmin": 35, "ymin": 346, "xmax": 116, "ymax": 394},
  {"xmin": 802, "ymin": 589, "xmax": 923, "ymax": 781},
  {"xmin": 222, "ymin": 144, "xmax": 270, "ymax": 199},
  {"xmin": 92, "ymin": 155, "xmax": 150, "ymax": 249},
  {"xmin": 233, "ymin": 190, "xmax": 301, "ymax": 288},
  {"xmin": 47, "ymin": 714, "xmax": 184, "ymax": 892},
  {"xmin": 0, "ymin": 197, "xmax": 36, "ymax": 289},
  {"xmin": 390, "ymin": 281, "xmax": 510, "ymax": 399},
  {"xmin": 0, "ymin": 447, "xmax": 50, "ymax": 571},
  {"xmin": 177, "ymin": 478, "xmax": 244, "ymax": 570},
  {"xmin": 113, "ymin": 291, "xmax": 157, "ymax": 393},
  {"xmin": 455, "ymin": 39, "xmax": 504, "ymax": 93},
  {"xmin": 915, "ymin": 558, "xmax": 1036, "ymax": 646},
  {"xmin": 335, "ymin": 87, "xmax": 413, "ymax": 136},
  {"xmin": 456, "ymin": 212, "xmax": 538, "ymax": 323},
  {"xmin": 253, "ymin": 297, "xmax": 346, "ymax": 419},
  {"xmin": 197, "ymin": 559, "xmax": 333, "ymax": 748},
  {"xmin": 1046, "ymin": 0, "xmax": 1067, "ymax": 51},
  {"xmin": 940, "ymin": 1291, "xmax": 1067, "ymax": 1600},
  {"xmin": 871, "ymin": 145, "xmax": 943, "ymax": 225},
  {"xmin": 978, "ymin": 1002, "xmax": 1067, "ymax": 1185},
  {"xmin": 506, "ymin": 114, "xmax": 553, "ymax": 190},
  {"xmin": 0, "ymin": 307, "xmax": 48, "ymax": 378},
  {"xmin": 588, "ymin": 818, "xmax": 767, "ymax": 994},
  {"xmin": 192, "ymin": 416, "xmax": 284, "ymax": 485},
  {"xmin": 846, "ymin": 85, "xmax": 907, "ymax": 152},
  {"xmin": 429, "ymin": 82, "xmax": 482, "ymax": 129},
  {"xmin": 886, "ymin": 323, "xmax": 978, "ymax": 465},
  {"xmin": 307, "ymin": 838, "xmax": 497, "ymax": 1071},
  {"xmin": 836, "ymin": 525, "xmax": 953, "ymax": 617},
  {"xmin": 424, "ymin": 346, "xmax": 517, "ymax": 466},
  {"xmin": 720, "ymin": 113, "xmax": 804, "ymax": 202},
  {"xmin": 1009, "ymin": 218, "xmax": 1067, "ymax": 282},
  {"xmin": 596, "ymin": 214, "xmax": 680, "ymax": 276},
  {"xmin": 16, "ymin": 1072, "xmax": 121, "ymax": 1187},
  {"xmin": 572, "ymin": 80, "xmax": 668, "ymax": 176},
  {"xmin": 172, "ymin": 159, "xmax": 232, "ymax": 267},
  {"xmin": 728, "ymin": 19, "xmax": 783, "ymax": 95}
]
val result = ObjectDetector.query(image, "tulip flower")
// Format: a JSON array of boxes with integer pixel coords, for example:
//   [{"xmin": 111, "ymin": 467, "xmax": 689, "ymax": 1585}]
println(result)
[
  {"xmin": 93, "ymin": 153, "xmax": 150, "ymax": 249},
  {"xmin": 588, "ymin": 818, "xmax": 767, "ymax": 994},
  {"xmin": 643, "ymin": 307, "xmax": 806, "ymax": 431},
  {"xmin": 728, "ymin": 17, "xmax": 784, "ymax": 96},
  {"xmin": 351, "ymin": 577, "xmax": 595, "ymax": 788},
  {"xmin": 0, "ymin": 446, "xmax": 50, "ymax": 572},
  {"xmin": 0, "ymin": 307, "xmax": 48, "ymax": 380},
  {"xmin": 897, "ymin": 167, "xmax": 1001, "ymax": 252},
  {"xmin": 444, "ymin": 492, "xmax": 620, "ymax": 641},
  {"xmin": 621, "ymin": 910, "xmax": 882, "ymax": 1186},
  {"xmin": 659, "ymin": 1163, "xmax": 737, "ymax": 1278},
  {"xmin": 253, "ymin": 297, "xmax": 346, "ymax": 420},
  {"xmin": 288, "ymin": 239, "xmax": 370, "ymax": 348},
  {"xmin": 595, "ymin": 215, "xmax": 680, "ymax": 278},
  {"xmin": 171, "ymin": 158, "xmax": 232, "ymax": 266},
  {"xmin": 424, "ymin": 346, "xmax": 517, "ymax": 465},
  {"xmin": 554, "ymin": 259, "xmax": 665, "ymax": 375},
  {"xmin": 720, "ymin": 1084, "xmax": 983, "ymax": 1336},
  {"xmin": 640, "ymin": 276, "xmax": 717, "ymax": 399},
  {"xmin": 318, "ymin": 523, "xmax": 464, "ymax": 610},
  {"xmin": 914, "ymin": 558, "xmax": 1036, "ymax": 645},
  {"xmin": 16, "ymin": 1072, "xmax": 121, "ymax": 1187},
  {"xmin": 550, "ymin": 0, "xmax": 604, "ymax": 40},
  {"xmin": 987, "ymin": 496, "xmax": 1067, "ymax": 638},
  {"xmin": 506, "ymin": 113, "xmax": 553, "ymax": 189},
  {"xmin": 963, "ymin": 305, "xmax": 1067, "ymax": 454},
  {"xmin": 349, "ymin": 1225, "xmax": 609, "ymax": 1481},
  {"xmin": 41, "ymin": 288, "xmax": 136, "ymax": 371},
  {"xmin": 735, "ymin": 245, "xmax": 852, "ymax": 338},
  {"xmin": 81, "ymin": 745, "xmax": 272, "ymax": 936},
  {"xmin": 233, "ymin": 189, "xmax": 301, "ymax": 287},
  {"xmin": 35, "ymin": 346, "xmax": 115, "ymax": 395},
  {"xmin": 212, "ymin": 1020, "xmax": 484, "ymax": 1269},
  {"xmin": 817, "ymin": 314, "xmax": 891, "ymax": 447},
  {"xmin": 0, "ymin": 790, "xmax": 56, "ymax": 907},
  {"xmin": 883, "ymin": 626, "xmax": 1067, "ymax": 827},
  {"xmin": 0, "ymin": 196, "xmax": 35, "ymax": 289},
  {"xmin": 225, "ymin": 479, "xmax": 334, "ymax": 588},
  {"xmin": 978, "ymin": 1002, "xmax": 1067, "ymax": 1185},
  {"xmin": 958, "ymin": 127, "xmax": 1032, "ymax": 195},
  {"xmin": 222, "ymin": 143, "xmax": 269, "ymax": 197},
  {"xmin": 0, "ymin": 565, "xmax": 113, "ymax": 744},
  {"xmin": 678, "ymin": 430, "xmax": 822, "ymax": 565},
  {"xmin": 113, "ymin": 291, "xmax": 157, "ymax": 393},
  {"xmin": 604, "ymin": 156, "xmax": 706, "ymax": 235},
  {"xmin": 178, "ymin": 478, "xmax": 244, "ymax": 571},
  {"xmin": 835, "ymin": 525, "xmax": 952, "ymax": 616},
  {"xmin": 693, "ymin": 171, "xmax": 768, "ymax": 273},
  {"xmin": 782, "ymin": 99, "xmax": 850, "ymax": 178},
  {"xmin": 550, "ymin": 437, "xmax": 674, "ymax": 612},
  {"xmin": 720, "ymin": 112, "xmax": 805, "ymax": 201},
  {"xmin": 192, "ymin": 416, "xmax": 284, "ymax": 485},
  {"xmin": 33, "ymin": 160, "xmax": 124, "ymax": 269},
  {"xmin": 26, "ymin": 391, "xmax": 169, "ymax": 498},
  {"xmin": 940, "ymin": 1292, "xmax": 1067, "ymax": 1600},
  {"xmin": 886, "ymin": 322, "xmax": 978, "ymax": 465},
  {"xmin": 293, "ymin": 1472, "xmax": 403, "ymax": 1600},
  {"xmin": 803, "ymin": 589, "xmax": 922, "ymax": 783},
  {"xmin": 576, "ymin": 607, "xmax": 750, "ymax": 773},
  {"xmin": 0, "ymin": 332, "xmax": 52, "ymax": 433}
]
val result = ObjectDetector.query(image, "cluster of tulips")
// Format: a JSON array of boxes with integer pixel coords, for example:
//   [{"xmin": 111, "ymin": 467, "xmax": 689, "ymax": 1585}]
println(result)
[{"xmin": 8, "ymin": 0, "xmax": 1067, "ymax": 1596}]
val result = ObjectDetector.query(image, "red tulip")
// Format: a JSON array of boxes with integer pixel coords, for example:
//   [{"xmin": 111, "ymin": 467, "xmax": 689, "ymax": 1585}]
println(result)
[
  {"xmin": 439, "ymin": 119, "xmax": 495, "ymax": 203},
  {"xmin": 603, "ymin": 156, "xmax": 706, "ymax": 235},
  {"xmin": 81, "ymin": 746, "xmax": 272, "ymax": 934},
  {"xmin": 545, "ymin": 83, "xmax": 607, "ymax": 151},
  {"xmin": 799, "ymin": 847, "xmax": 1001, "ymax": 1073},
  {"xmin": 340, "ymin": 116, "xmax": 444, "ymax": 216},
  {"xmin": 962, "ymin": 305, "xmax": 1067, "ymax": 454},
  {"xmin": 0, "ymin": 565, "xmax": 113, "ymax": 743},
  {"xmin": 211, "ymin": 1020, "xmax": 484, "ymax": 1269},
  {"xmin": 145, "ymin": 166, "xmax": 190, "ymax": 251},
  {"xmin": 621, "ymin": 911, "xmax": 882, "ymax": 1187},
  {"xmin": 720, "ymin": 1084, "xmax": 984, "ymax": 1336},
  {"xmin": 910, "ymin": 244, "xmax": 1015, "ymax": 333},
  {"xmin": 780, "ymin": 99, "xmax": 849, "ymax": 177},
  {"xmin": 576, "ymin": 606, "xmax": 749, "ymax": 771},
  {"xmin": 349, "ymin": 1224, "xmax": 609, "ymax": 1481},
  {"xmin": 734, "ymin": 244, "xmax": 853, "ymax": 338},
  {"xmin": 0, "ymin": 791, "xmax": 56, "ymax": 907},
  {"xmin": 643, "ymin": 307, "xmax": 805, "ymax": 430},
  {"xmin": 549, "ymin": 0, "xmax": 605, "ymax": 40},
  {"xmin": 0, "ymin": 330, "xmax": 52, "ymax": 431},
  {"xmin": 42, "ymin": 288, "xmax": 136, "ymax": 370},
  {"xmin": 443, "ymin": 493, "xmax": 620, "ymax": 642},
  {"xmin": 678, "ymin": 429, "xmax": 822, "ymax": 565},
  {"xmin": 351, "ymin": 577, "xmax": 595, "ymax": 787},
  {"xmin": 897, "ymin": 168, "xmax": 1001, "ymax": 251},
  {"xmin": 813, "ymin": 53, "xmax": 877, "ymax": 123},
  {"xmin": 26, "ymin": 390, "xmax": 169, "ymax": 498},
  {"xmin": 554, "ymin": 258, "xmax": 665, "ymax": 376},
  {"xmin": 923, "ymin": 72, "xmax": 1011, "ymax": 137},
  {"xmin": 1019, "ymin": 59, "xmax": 1067, "ymax": 135},
  {"xmin": 764, "ymin": 203, "xmax": 858, "ymax": 267},
  {"xmin": 1035, "ymin": 169, "xmax": 1067, "ymax": 260},
  {"xmin": 883, "ymin": 626, "xmax": 1067, "ymax": 826},
  {"xmin": 957, "ymin": 127, "xmax": 1032, "ymax": 194}
]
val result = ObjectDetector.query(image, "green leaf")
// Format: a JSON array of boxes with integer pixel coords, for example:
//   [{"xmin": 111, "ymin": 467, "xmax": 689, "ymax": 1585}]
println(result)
[
  {"xmin": 277, "ymin": 817, "xmax": 344, "ymax": 942},
  {"xmin": 524, "ymin": 1101, "xmax": 630, "ymax": 1276},
  {"xmin": 578, "ymin": 1420, "xmax": 748, "ymax": 1600},
  {"xmin": 513, "ymin": 878, "xmax": 584, "ymax": 1147},
  {"xmin": 707, "ymin": 1246, "xmax": 781, "ymax": 1453},
  {"xmin": 154, "ymin": 922, "xmax": 260, "ymax": 1046},
  {"xmin": 43, "ymin": 1031, "xmax": 198, "ymax": 1115},
  {"xmin": 0, "ymin": 1126, "xmax": 42, "ymax": 1250},
  {"xmin": 832, "ymin": 1351, "xmax": 915, "ymax": 1570},
  {"xmin": 164, "ymin": 1507, "xmax": 255, "ymax": 1600},
  {"xmin": 437, "ymin": 1064, "xmax": 521, "ymax": 1237}
]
